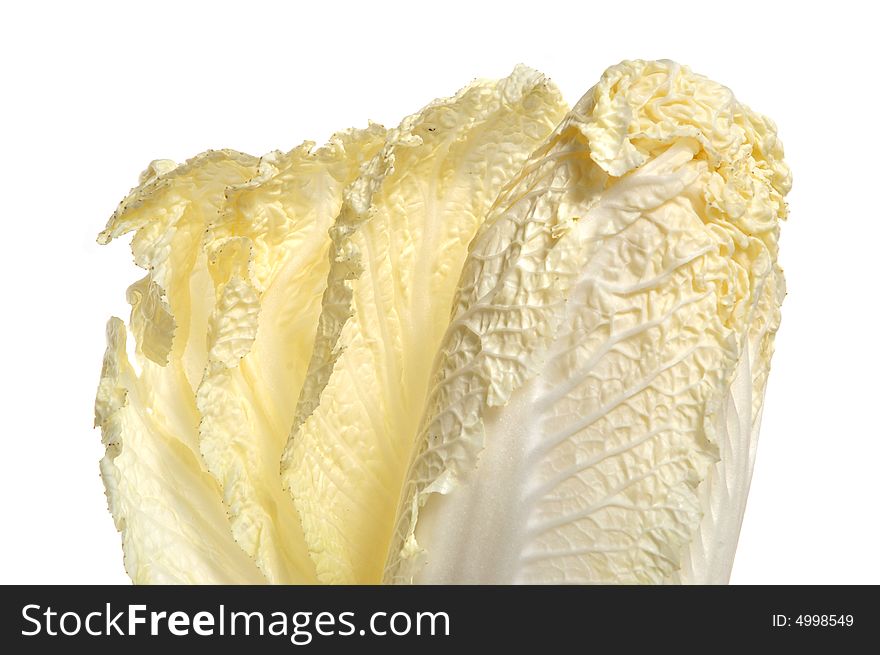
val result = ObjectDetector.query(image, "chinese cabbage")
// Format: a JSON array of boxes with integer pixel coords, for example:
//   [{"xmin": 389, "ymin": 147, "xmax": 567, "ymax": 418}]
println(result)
[{"xmin": 94, "ymin": 60, "xmax": 789, "ymax": 586}]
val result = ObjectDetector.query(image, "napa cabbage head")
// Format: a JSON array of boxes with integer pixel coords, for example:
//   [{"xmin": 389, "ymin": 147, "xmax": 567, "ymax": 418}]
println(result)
[{"xmin": 94, "ymin": 60, "xmax": 789, "ymax": 585}]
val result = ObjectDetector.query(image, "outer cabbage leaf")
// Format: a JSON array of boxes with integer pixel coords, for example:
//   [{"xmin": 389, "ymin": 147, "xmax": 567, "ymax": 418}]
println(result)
[
  {"xmin": 281, "ymin": 66, "xmax": 569, "ymax": 583},
  {"xmin": 385, "ymin": 60, "xmax": 790, "ymax": 584},
  {"xmin": 195, "ymin": 127, "xmax": 386, "ymax": 583}
]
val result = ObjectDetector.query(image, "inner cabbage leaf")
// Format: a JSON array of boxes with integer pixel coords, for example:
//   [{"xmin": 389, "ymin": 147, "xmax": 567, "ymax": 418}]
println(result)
[
  {"xmin": 280, "ymin": 66, "xmax": 569, "ymax": 584},
  {"xmin": 195, "ymin": 127, "xmax": 386, "ymax": 583},
  {"xmin": 95, "ymin": 152, "xmax": 267, "ymax": 583}
]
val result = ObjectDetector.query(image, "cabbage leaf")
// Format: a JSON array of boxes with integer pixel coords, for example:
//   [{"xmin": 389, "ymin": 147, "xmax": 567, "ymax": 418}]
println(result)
[
  {"xmin": 280, "ymin": 66, "xmax": 569, "ymax": 583},
  {"xmin": 384, "ymin": 60, "xmax": 790, "ymax": 584},
  {"xmin": 95, "ymin": 152, "xmax": 267, "ymax": 583},
  {"xmin": 195, "ymin": 127, "xmax": 386, "ymax": 583}
]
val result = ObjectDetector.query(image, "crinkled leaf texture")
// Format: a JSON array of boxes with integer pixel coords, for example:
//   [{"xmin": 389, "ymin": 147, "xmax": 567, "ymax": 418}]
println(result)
[
  {"xmin": 280, "ymin": 65, "xmax": 569, "ymax": 584},
  {"xmin": 95, "ymin": 132, "xmax": 387, "ymax": 583},
  {"xmin": 95, "ymin": 60, "xmax": 788, "ymax": 585},
  {"xmin": 194, "ymin": 129, "xmax": 386, "ymax": 583},
  {"xmin": 384, "ymin": 60, "xmax": 790, "ymax": 584},
  {"xmin": 95, "ymin": 151, "xmax": 268, "ymax": 583}
]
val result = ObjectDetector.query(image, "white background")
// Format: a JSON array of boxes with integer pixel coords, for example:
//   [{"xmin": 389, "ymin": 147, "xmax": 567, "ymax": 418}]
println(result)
[{"xmin": 1, "ymin": 0, "xmax": 877, "ymax": 585}]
